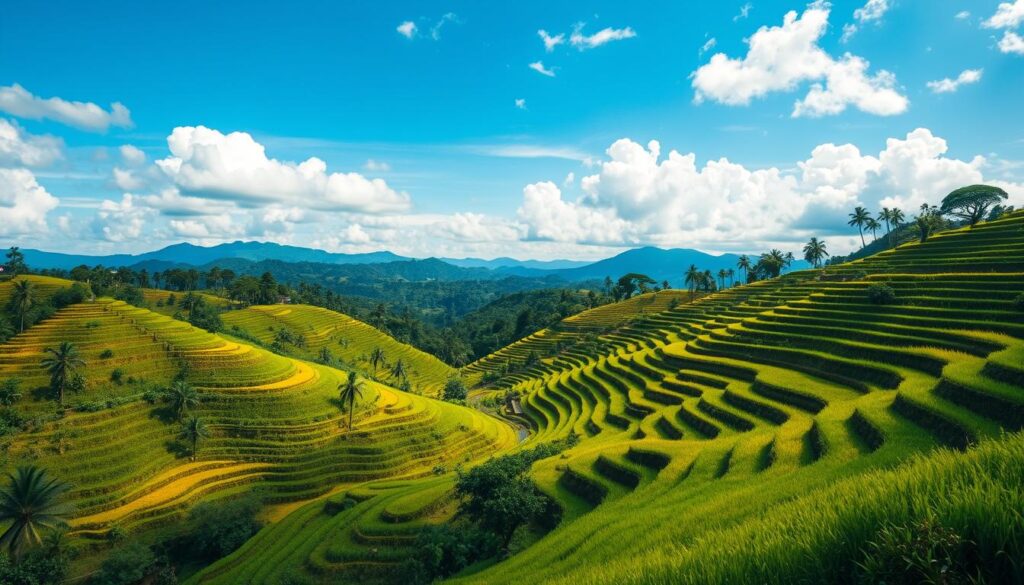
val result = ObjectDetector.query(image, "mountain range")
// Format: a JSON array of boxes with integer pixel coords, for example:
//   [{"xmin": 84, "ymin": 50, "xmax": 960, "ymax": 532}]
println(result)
[{"xmin": 19, "ymin": 241, "xmax": 808, "ymax": 286}]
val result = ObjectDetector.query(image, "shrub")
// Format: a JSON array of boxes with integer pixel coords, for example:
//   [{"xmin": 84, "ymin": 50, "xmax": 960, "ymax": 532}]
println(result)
[
  {"xmin": 110, "ymin": 369, "xmax": 125, "ymax": 384},
  {"xmin": 99, "ymin": 349, "xmax": 114, "ymax": 359},
  {"xmin": 401, "ymin": 524, "xmax": 500, "ymax": 584},
  {"xmin": 92, "ymin": 542, "xmax": 156, "ymax": 585},
  {"xmin": 858, "ymin": 518, "xmax": 973, "ymax": 585},
  {"xmin": 867, "ymin": 283, "xmax": 897, "ymax": 305},
  {"xmin": 185, "ymin": 495, "xmax": 262, "ymax": 560},
  {"xmin": 0, "ymin": 548, "xmax": 69, "ymax": 585},
  {"xmin": 1015, "ymin": 293, "xmax": 1024, "ymax": 311},
  {"xmin": 443, "ymin": 377, "xmax": 468, "ymax": 402}
]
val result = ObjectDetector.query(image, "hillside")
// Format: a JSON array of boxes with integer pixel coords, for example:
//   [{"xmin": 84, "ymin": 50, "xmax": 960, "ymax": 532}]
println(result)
[
  {"xmin": 220, "ymin": 303, "xmax": 455, "ymax": 395},
  {"xmin": 0, "ymin": 279, "xmax": 515, "ymax": 580}
]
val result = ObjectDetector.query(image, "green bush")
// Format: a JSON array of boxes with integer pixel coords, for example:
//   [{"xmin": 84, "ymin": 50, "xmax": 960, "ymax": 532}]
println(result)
[
  {"xmin": 0, "ymin": 548, "xmax": 69, "ymax": 585},
  {"xmin": 110, "ymin": 369, "xmax": 125, "ymax": 384},
  {"xmin": 93, "ymin": 542, "xmax": 156, "ymax": 585},
  {"xmin": 867, "ymin": 283, "xmax": 897, "ymax": 305},
  {"xmin": 99, "ymin": 349, "xmax": 114, "ymax": 359},
  {"xmin": 443, "ymin": 377, "xmax": 467, "ymax": 402},
  {"xmin": 185, "ymin": 495, "xmax": 262, "ymax": 560}
]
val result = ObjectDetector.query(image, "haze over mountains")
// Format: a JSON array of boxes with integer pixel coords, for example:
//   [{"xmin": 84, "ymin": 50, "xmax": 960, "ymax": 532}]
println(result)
[{"xmin": 22, "ymin": 241, "xmax": 809, "ymax": 286}]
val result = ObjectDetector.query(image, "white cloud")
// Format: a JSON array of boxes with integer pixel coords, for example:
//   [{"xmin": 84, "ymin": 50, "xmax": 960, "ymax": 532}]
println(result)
[
  {"xmin": 983, "ymin": 0, "xmax": 1024, "ymax": 29},
  {"xmin": 854, "ymin": 0, "xmax": 890, "ymax": 23},
  {"xmin": 700, "ymin": 37, "xmax": 717, "ymax": 55},
  {"xmin": 529, "ymin": 61, "xmax": 556, "ymax": 77},
  {"xmin": 430, "ymin": 13, "xmax": 458, "ymax": 40},
  {"xmin": 927, "ymin": 68, "xmax": 984, "ymax": 93},
  {"xmin": 841, "ymin": 23, "xmax": 859, "ymax": 43},
  {"xmin": 514, "ymin": 98, "xmax": 527, "ymax": 110},
  {"xmin": 435, "ymin": 212, "xmax": 522, "ymax": 242},
  {"xmin": 955, "ymin": 11, "xmax": 971, "ymax": 20},
  {"xmin": 563, "ymin": 172, "xmax": 575, "ymax": 187},
  {"xmin": 91, "ymin": 194, "xmax": 151, "ymax": 242},
  {"xmin": 569, "ymin": 24, "xmax": 636, "ymax": 50},
  {"xmin": 734, "ymin": 3, "xmax": 753, "ymax": 21},
  {"xmin": 468, "ymin": 143, "xmax": 590, "ymax": 161},
  {"xmin": 397, "ymin": 21, "xmax": 417, "ymax": 38},
  {"xmin": 0, "ymin": 118, "xmax": 62, "ymax": 167},
  {"xmin": 156, "ymin": 126, "xmax": 410, "ymax": 213},
  {"xmin": 0, "ymin": 84, "xmax": 132, "ymax": 132},
  {"xmin": 143, "ymin": 188, "xmax": 231, "ymax": 217},
  {"xmin": 363, "ymin": 159, "xmax": 391, "ymax": 172},
  {"xmin": 693, "ymin": 4, "xmax": 908, "ymax": 117},
  {"xmin": 997, "ymin": 31, "xmax": 1024, "ymax": 54},
  {"xmin": 538, "ymin": 30, "xmax": 565, "ymax": 52},
  {"xmin": 113, "ymin": 167, "xmax": 145, "ymax": 191},
  {"xmin": 514, "ymin": 129, "xmax": 1023, "ymax": 254},
  {"xmin": 119, "ymin": 144, "xmax": 146, "ymax": 166},
  {"xmin": 0, "ymin": 168, "xmax": 59, "ymax": 235}
]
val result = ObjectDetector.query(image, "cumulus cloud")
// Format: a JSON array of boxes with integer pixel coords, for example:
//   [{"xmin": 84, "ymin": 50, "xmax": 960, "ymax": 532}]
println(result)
[
  {"xmin": 91, "ymin": 194, "xmax": 151, "ymax": 242},
  {"xmin": 113, "ymin": 167, "xmax": 145, "ymax": 191},
  {"xmin": 119, "ymin": 144, "xmax": 146, "ymax": 166},
  {"xmin": 0, "ymin": 168, "xmax": 60, "ymax": 235},
  {"xmin": 0, "ymin": 118, "xmax": 62, "ymax": 167},
  {"xmin": 514, "ymin": 129, "xmax": 1023, "ymax": 253},
  {"xmin": 397, "ymin": 21, "xmax": 417, "ymax": 38},
  {"xmin": 692, "ymin": 4, "xmax": 908, "ymax": 117},
  {"xmin": 998, "ymin": 31, "xmax": 1024, "ymax": 54},
  {"xmin": 156, "ymin": 126, "xmax": 410, "ymax": 213},
  {"xmin": 983, "ymin": 0, "xmax": 1024, "ymax": 29},
  {"xmin": 435, "ymin": 212, "xmax": 522, "ymax": 243},
  {"xmin": 363, "ymin": 159, "xmax": 391, "ymax": 172},
  {"xmin": 842, "ymin": 0, "xmax": 891, "ymax": 42},
  {"xmin": 529, "ymin": 61, "xmax": 556, "ymax": 77},
  {"xmin": 955, "ymin": 11, "xmax": 971, "ymax": 20},
  {"xmin": 927, "ymin": 69, "xmax": 983, "ymax": 93},
  {"xmin": 538, "ymin": 30, "xmax": 565, "ymax": 51},
  {"xmin": 0, "ymin": 84, "xmax": 132, "ymax": 132},
  {"xmin": 569, "ymin": 24, "xmax": 636, "ymax": 50}
]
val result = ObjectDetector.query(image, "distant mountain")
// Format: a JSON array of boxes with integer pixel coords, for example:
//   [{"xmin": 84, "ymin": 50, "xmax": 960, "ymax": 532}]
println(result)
[
  {"xmin": 553, "ymin": 247, "xmax": 811, "ymax": 287},
  {"xmin": 22, "ymin": 241, "xmax": 409, "ymax": 270},
  {"xmin": 440, "ymin": 257, "xmax": 591, "ymax": 270}
]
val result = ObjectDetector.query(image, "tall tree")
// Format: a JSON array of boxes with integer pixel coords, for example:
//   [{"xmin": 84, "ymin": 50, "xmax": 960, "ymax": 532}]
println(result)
[
  {"xmin": 338, "ymin": 373, "xmax": 365, "ymax": 430},
  {"xmin": 803, "ymin": 237, "xmax": 829, "ymax": 268},
  {"xmin": 390, "ymin": 359, "xmax": 408, "ymax": 384},
  {"xmin": 0, "ymin": 466, "xmax": 72, "ymax": 560},
  {"xmin": 940, "ymin": 184, "xmax": 1009, "ymax": 226},
  {"xmin": 736, "ymin": 255, "xmax": 751, "ymax": 284},
  {"xmin": 179, "ymin": 415, "xmax": 210, "ymax": 461},
  {"xmin": 5, "ymin": 247, "xmax": 27, "ymax": 276},
  {"xmin": 717, "ymin": 269, "xmax": 727, "ymax": 290},
  {"xmin": 40, "ymin": 342, "xmax": 85, "ymax": 405},
  {"xmin": 684, "ymin": 264, "xmax": 701, "ymax": 300},
  {"xmin": 848, "ymin": 206, "xmax": 871, "ymax": 248},
  {"xmin": 9, "ymin": 280, "xmax": 35, "ymax": 332},
  {"xmin": 369, "ymin": 347, "xmax": 386, "ymax": 375},
  {"xmin": 165, "ymin": 380, "xmax": 200, "ymax": 421},
  {"xmin": 865, "ymin": 217, "xmax": 881, "ymax": 242},
  {"xmin": 726, "ymin": 268, "xmax": 735, "ymax": 288}
]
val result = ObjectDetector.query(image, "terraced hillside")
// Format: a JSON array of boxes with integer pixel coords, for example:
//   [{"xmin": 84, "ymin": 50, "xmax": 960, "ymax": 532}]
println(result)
[
  {"xmin": 0, "ymin": 296, "xmax": 514, "ymax": 578},
  {"xmin": 221, "ymin": 303, "xmax": 455, "ymax": 395},
  {"xmin": 448, "ymin": 211, "xmax": 1024, "ymax": 584},
  {"xmin": 464, "ymin": 289, "xmax": 694, "ymax": 387}
]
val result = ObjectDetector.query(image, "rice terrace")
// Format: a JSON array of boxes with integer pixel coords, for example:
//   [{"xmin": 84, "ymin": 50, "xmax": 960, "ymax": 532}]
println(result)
[{"xmin": 1, "ymin": 1, "xmax": 1024, "ymax": 584}]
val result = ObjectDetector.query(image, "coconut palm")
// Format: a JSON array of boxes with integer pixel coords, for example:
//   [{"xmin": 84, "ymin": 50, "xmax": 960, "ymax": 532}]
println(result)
[
  {"xmin": 717, "ymin": 269, "xmax": 727, "ymax": 290},
  {"xmin": 179, "ymin": 415, "xmax": 210, "ymax": 461},
  {"xmin": 726, "ymin": 268, "xmax": 735, "ymax": 288},
  {"xmin": 369, "ymin": 347, "xmax": 386, "ymax": 376},
  {"xmin": 684, "ymin": 264, "xmax": 701, "ymax": 300},
  {"xmin": 165, "ymin": 380, "xmax": 200, "ymax": 421},
  {"xmin": 783, "ymin": 252, "xmax": 795, "ymax": 272},
  {"xmin": 879, "ymin": 208, "xmax": 892, "ymax": 238},
  {"xmin": 736, "ymin": 255, "xmax": 751, "ymax": 284},
  {"xmin": 10, "ymin": 280, "xmax": 35, "ymax": 333},
  {"xmin": 338, "ymin": 372, "xmax": 365, "ymax": 430},
  {"xmin": 40, "ymin": 342, "xmax": 85, "ymax": 405},
  {"xmin": 865, "ymin": 217, "xmax": 881, "ymax": 242},
  {"xmin": 848, "ymin": 206, "xmax": 871, "ymax": 248},
  {"xmin": 0, "ymin": 466, "xmax": 72, "ymax": 560},
  {"xmin": 390, "ymin": 359, "xmax": 407, "ymax": 383},
  {"xmin": 803, "ymin": 237, "xmax": 829, "ymax": 269},
  {"xmin": 890, "ymin": 207, "xmax": 905, "ymax": 228}
]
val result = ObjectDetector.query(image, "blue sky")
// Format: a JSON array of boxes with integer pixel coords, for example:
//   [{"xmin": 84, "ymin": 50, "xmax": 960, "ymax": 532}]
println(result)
[{"xmin": 1, "ymin": 0, "xmax": 1022, "ymax": 260}]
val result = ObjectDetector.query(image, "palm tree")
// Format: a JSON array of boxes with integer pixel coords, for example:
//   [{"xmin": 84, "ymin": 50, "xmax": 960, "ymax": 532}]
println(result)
[
  {"xmin": 40, "ymin": 342, "xmax": 85, "ymax": 405},
  {"xmin": 717, "ymin": 269, "xmax": 727, "ymax": 290},
  {"xmin": 165, "ymin": 380, "xmax": 200, "ymax": 421},
  {"xmin": 338, "ymin": 372, "xmax": 365, "ymax": 430},
  {"xmin": 10, "ymin": 280, "xmax": 35, "ymax": 332},
  {"xmin": 726, "ymin": 268, "xmax": 735, "ymax": 288},
  {"xmin": 390, "ymin": 359, "xmax": 407, "ymax": 383},
  {"xmin": 848, "ymin": 206, "xmax": 871, "ymax": 248},
  {"xmin": 369, "ymin": 347, "xmax": 386, "ymax": 376},
  {"xmin": 736, "ymin": 255, "xmax": 751, "ymax": 284},
  {"xmin": 865, "ymin": 217, "xmax": 881, "ymax": 242},
  {"xmin": 0, "ymin": 466, "xmax": 72, "ymax": 560},
  {"xmin": 879, "ymin": 208, "xmax": 892, "ymax": 239},
  {"xmin": 803, "ymin": 237, "xmax": 829, "ymax": 268},
  {"xmin": 684, "ymin": 264, "xmax": 701, "ymax": 300},
  {"xmin": 783, "ymin": 252, "xmax": 795, "ymax": 272},
  {"xmin": 890, "ymin": 207, "xmax": 905, "ymax": 229},
  {"xmin": 179, "ymin": 415, "xmax": 210, "ymax": 461}
]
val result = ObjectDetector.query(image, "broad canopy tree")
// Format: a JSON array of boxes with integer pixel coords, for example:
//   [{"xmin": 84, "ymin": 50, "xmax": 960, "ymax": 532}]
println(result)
[{"xmin": 940, "ymin": 184, "xmax": 1009, "ymax": 226}]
